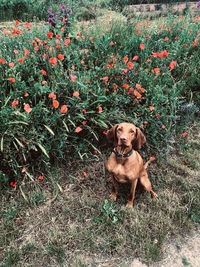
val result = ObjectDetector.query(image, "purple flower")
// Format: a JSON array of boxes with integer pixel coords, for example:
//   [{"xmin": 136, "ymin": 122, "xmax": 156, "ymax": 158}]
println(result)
[
  {"xmin": 61, "ymin": 5, "xmax": 66, "ymax": 10},
  {"xmin": 68, "ymin": 9, "xmax": 72, "ymax": 14},
  {"xmin": 47, "ymin": 8, "xmax": 52, "ymax": 13},
  {"xmin": 197, "ymin": 2, "xmax": 200, "ymax": 8}
]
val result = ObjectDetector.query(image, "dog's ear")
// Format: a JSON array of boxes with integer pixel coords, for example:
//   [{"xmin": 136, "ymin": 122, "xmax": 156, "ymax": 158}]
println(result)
[
  {"xmin": 132, "ymin": 127, "xmax": 146, "ymax": 150},
  {"xmin": 107, "ymin": 124, "xmax": 118, "ymax": 146}
]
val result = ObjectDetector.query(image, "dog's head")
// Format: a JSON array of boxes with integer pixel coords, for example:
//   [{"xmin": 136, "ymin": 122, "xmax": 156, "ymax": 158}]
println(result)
[{"xmin": 107, "ymin": 122, "xmax": 146, "ymax": 150}]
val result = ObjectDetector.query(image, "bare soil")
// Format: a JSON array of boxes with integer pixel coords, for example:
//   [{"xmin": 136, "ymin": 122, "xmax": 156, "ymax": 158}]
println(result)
[{"xmin": 130, "ymin": 228, "xmax": 200, "ymax": 267}]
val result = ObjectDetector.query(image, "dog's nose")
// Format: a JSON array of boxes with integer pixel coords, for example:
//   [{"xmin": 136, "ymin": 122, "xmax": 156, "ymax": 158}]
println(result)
[{"xmin": 120, "ymin": 137, "xmax": 127, "ymax": 143}]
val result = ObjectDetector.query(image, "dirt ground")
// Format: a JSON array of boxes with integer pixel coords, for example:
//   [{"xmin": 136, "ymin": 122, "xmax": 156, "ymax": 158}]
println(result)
[{"xmin": 131, "ymin": 227, "xmax": 200, "ymax": 267}]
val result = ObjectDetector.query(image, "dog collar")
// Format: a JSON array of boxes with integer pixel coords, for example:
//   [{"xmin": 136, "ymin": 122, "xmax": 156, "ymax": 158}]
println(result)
[{"xmin": 113, "ymin": 148, "xmax": 134, "ymax": 158}]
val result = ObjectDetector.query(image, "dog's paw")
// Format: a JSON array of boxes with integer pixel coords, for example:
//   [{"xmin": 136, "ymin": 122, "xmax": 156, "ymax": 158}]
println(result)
[
  {"xmin": 109, "ymin": 193, "xmax": 117, "ymax": 201},
  {"xmin": 151, "ymin": 191, "xmax": 158, "ymax": 198},
  {"xmin": 126, "ymin": 201, "xmax": 134, "ymax": 208}
]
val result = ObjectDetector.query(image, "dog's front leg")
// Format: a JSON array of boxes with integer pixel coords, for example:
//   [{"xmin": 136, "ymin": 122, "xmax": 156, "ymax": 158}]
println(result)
[
  {"xmin": 109, "ymin": 175, "xmax": 118, "ymax": 202},
  {"xmin": 126, "ymin": 179, "xmax": 138, "ymax": 208}
]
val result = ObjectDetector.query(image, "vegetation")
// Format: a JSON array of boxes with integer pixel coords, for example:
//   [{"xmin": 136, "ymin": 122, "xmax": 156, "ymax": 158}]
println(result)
[{"xmin": 0, "ymin": 0, "xmax": 200, "ymax": 265}]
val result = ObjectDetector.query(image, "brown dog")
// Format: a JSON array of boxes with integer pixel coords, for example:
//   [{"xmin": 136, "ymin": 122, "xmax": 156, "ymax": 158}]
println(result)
[{"xmin": 105, "ymin": 122, "xmax": 158, "ymax": 207}]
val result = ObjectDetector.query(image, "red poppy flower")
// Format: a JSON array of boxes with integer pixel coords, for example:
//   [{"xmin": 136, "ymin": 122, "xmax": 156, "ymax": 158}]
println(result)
[
  {"xmin": 123, "ymin": 56, "xmax": 128, "ymax": 63},
  {"xmin": 127, "ymin": 62, "xmax": 134, "ymax": 69},
  {"xmin": 123, "ymin": 84, "xmax": 129, "ymax": 89},
  {"xmin": 169, "ymin": 61, "xmax": 177, "ymax": 70},
  {"xmin": 135, "ymin": 84, "xmax": 141, "ymax": 89},
  {"xmin": 0, "ymin": 58, "xmax": 5, "ymax": 64},
  {"xmin": 58, "ymin": 54, "xmax": 64, "ymax": 60},
  {"xmin": 38, "ymin": 176, "xmax": 44, "ymax": 180},
  {"xmin": 15, "ymin": 20, "xmax": 20, "ymax": 25},
  {"xmin": 12, "ymin": 100, "xmax": 19, "ymax": 107},
  {"xmin": 53, "ymin": 100, "xmax": 59, "ymax": 108},
  {"xmin": 154, "ymin": 68, "xmax": 160, "ymax": 74},
  {"xmin": 47, "ymin": 32, "xmax": 53, "ymax": 38},
  {"xmin": 40, "ymin": 69, "xmax": 46, "ymax": 75},
  {"xmin": 162, "ymin": 50, "xmax": 168, "ymax": 57},
  {"xmin": 182, "ymin": 132, "xmax": 188, "ymax": 138},
  {"xmin": 149, "ymin": 106, "xmax": 154, "ymax": 111},
  {"xmin": 24, "ymin": 48, "xmax": 30, "ymax": 55},
  {"xmin": 9, "ymin": 62, "xmax": 15, "ymax": 68},
  {"xmin": 75, "ymin": 127, "xmax": 82, "ymax": 133},
  {"xmin": 139, "ymin": 44, "xmax": 145, "ymax": 50},
  {"xmin": 134, "ymin": 91, "xmax": 141, "ymax": 98},
  {"xmin": 10, "ymin": 181, "xmax": 17, "ymax": 187},
  {"xmin": 24, "ymin": 92, "xmax": 29, "ymax": 97},
  {"xmin": 24, "ymin": 104, "xmax": 32, "ymax": 113},
  {"xmin": 8, "ymin": 78, "xmax": 16, "ymax": 83},
  {"xmin": 60, "ymin": 105, "xmax": 68, "ymax": 113},
  {"xmin": 49, "ymin": 58, "xmax": 57, "ymax": 66},
  {"xmin": 110, "ymin": 41, "xmax": 114, "ymax": 46},
  {"xmin": 98, "ymin": 106, "xmax": 102, "ymax": 113},
  {"xmin": 18, "ymin": 58, "xmax": 23, "ymax": 63},
  {"xmin": 22, "ymin": 167, "xmax": 27, "ymax": 173},
  {"xmin": 102, "ymin": 76, "xmax": 108, "ymax": 82},
  {"xmin": 65, "ymin": 39, "xmax": 70, "ymax": 45},
  {"xmin": 83, "ymin": 172, "xmax": 87, "ymax": 177},
  {"xmin": 73, "ymin": 91, "xmax": 79, "ymax": 98},
  {"xmin": 133, "ymin": 56, "xmax": 138, "ymax": 61}
]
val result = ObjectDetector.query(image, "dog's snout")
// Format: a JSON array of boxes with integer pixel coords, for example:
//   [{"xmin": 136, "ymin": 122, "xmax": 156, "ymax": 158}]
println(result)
[{"xmin": 120, "ymin": 137, "xmax": 127, "ymax": 143}]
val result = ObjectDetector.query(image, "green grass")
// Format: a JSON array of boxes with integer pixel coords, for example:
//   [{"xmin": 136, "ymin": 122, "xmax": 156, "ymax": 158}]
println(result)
[{"xmin": 1, "ymin": 122, "xmax": 199, "ymax": 266}]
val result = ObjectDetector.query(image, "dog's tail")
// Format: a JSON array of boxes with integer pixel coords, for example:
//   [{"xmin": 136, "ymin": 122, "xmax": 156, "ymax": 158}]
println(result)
[{"xmin": 144, "ymin": 157, "xmax": 156, "ymax": 169}]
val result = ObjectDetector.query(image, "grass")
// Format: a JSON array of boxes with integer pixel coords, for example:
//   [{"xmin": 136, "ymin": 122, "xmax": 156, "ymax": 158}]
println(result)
[{"xmin": 1, "ymin": 122, "xmax": 199, "ymax": 266}]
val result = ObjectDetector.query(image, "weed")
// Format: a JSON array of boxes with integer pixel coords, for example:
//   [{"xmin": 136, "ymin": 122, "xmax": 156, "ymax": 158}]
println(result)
[{"xmin": 182, "ymin": 257, "xmax": 190, "ymax": 266}]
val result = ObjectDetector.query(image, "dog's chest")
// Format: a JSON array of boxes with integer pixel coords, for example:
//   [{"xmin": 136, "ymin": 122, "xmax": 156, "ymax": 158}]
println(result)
[{"xmin": 106, "ymin": 156, "xmax": 138, "ymax": 183}]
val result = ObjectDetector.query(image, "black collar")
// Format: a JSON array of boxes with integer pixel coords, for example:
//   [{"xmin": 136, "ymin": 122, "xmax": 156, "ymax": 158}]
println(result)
[{"xmin": 113, "ymin": 148, "xmax": 134, "ymax": 158}]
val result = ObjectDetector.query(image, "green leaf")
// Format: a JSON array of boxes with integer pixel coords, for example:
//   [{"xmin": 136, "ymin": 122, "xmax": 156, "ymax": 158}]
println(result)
[
  {"xmin": 1, "ymin": 136, "xmax": 3, "ymax": 152},
  {"xmin": 44, "ymin": 125, "xmax": 55, "ymax": 136},
  {"xmin": 37, "ymin": 143, "xmax": 49, "ymax": 158},
  {"xmin": 14, "ymin": 137, "xmax": 24, "ymax": 148}
]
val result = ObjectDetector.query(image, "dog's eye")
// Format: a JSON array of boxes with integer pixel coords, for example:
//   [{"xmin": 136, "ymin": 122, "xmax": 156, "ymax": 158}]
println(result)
[
  {"xmin": 118, "ymin": 128, "xmax": 122, "ymax": 132},
  {"xmin": 130, "ymin": 129, "xmax": 135, "ymax": 134}
]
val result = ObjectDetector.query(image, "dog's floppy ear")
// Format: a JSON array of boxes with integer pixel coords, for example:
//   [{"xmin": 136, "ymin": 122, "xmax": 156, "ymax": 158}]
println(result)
[
  {"xmin": 107, "ymin": 124, "xmax": 119, "ymax": 146},
  {"xmin": 132, "ymin": 127, "xmax": 146, "ymax": 150}
]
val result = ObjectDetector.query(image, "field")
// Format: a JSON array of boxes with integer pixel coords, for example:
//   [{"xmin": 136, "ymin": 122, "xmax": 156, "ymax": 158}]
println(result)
[{"xmin": 0, "ymin": 1, "xmax": 200, "ymax": 266}]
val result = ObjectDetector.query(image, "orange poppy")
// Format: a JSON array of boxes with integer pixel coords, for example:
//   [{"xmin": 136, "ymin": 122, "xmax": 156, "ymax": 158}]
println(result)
[
  {"xmin": 53, "ymin": 100, "xmax": 59, "ymax": 108},
  {"xmin": 127, "ymin": 62, "xmax": 134, "ymax": 69},
  {"xmin": 9, "ymin": 62, "xmax": 14, "ymax": 68},
  {"xmin": 0, "ymin": 58, "xmax": 5, "ymax": 64},
  {"xmin": 60, "ymin": 105, "xmax": 68, "ymax": 113},
  {"xmin": 24, "ymin": 104, "xmax": 32, "ymax": 113},
  {"xmin": 98, "ymin": 107, "xmax": 102, "ymax": 113},
  {"xmin": 49, "ymin": 58, "xmax": 57, "ymax": 66},
  {"xmin": 12, "ymin": 100, "xmax": 19, "ymax": 107},
  {"xmin": 58, "ymin": 54, "xmax": 64, "ymax": 60},
  {"xmin": 139, "ymin": 44, "xmax": 144, "ymax": 50},
  {"xmin": 75, "ymin": 127, "xmax": 82, "ymax": 133},
  {"xmin": 134, "ymin": 91, "xmax": 141, "ymax": 98},
  {"xmin": 169, "ymin": 61, "xmax": 177, "ymax": 70},
  {"xmin": 133, "ymin": 56, "xmax": 138, "ymax": 61},
  {"xmin": 47, "ymin": 32, "xmax": 53, "ymax": 38},
  {"xmin": 154, "ymin": 68, "xmax": 160, "ymax": 74},
  {"xmin": 8, "ymin": 78, "xmax": 16, "ymax": 83},
  {"xmin": 73, "ymin": 91, "xmax": 79, "ymax": 98},
  {"xmin": 123, "ymin": 56, "xmax": 128, "ymax": 63}
]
